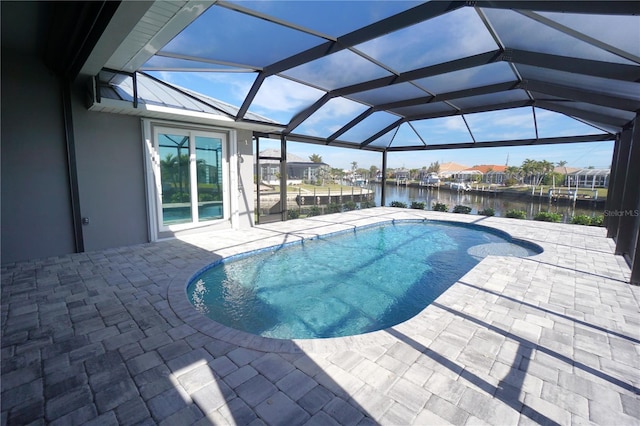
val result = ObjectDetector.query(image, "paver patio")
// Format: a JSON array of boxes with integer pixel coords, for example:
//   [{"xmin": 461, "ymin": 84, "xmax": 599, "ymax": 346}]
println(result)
[{"xmin": 2, "ymin": 208, "xmax": 639, "ymax": 425}]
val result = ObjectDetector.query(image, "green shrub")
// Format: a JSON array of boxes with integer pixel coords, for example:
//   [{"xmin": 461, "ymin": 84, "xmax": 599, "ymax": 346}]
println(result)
[
  {"xmin": 305, "ymin": 206, "xmax": 322, "ymax": 217},
  {"xmin": 504, "ymin": 178, "xmax": 518, "ymax": 187},
  {"xmin": 571, "ymin": 214, "xmax": 592, "ymax": 225},
  {"xmin": 432, "ymin": 203, "xmax": 448, "ymax": 212},
  {"xmin": 590, "ymin": 215, "xmax": 604, "ymax": 227},
  {"xmin": 198, "ymin": 193, "xmax": 215, "ymax": 202},
  {"xmin": 478, "ymin": 207, "xmax": 495, "ymax": 216},
  {"xmin": 343, "ymin": 201, "xmax": 358, "ymax": 211},
  {"xmin": 327, "ymin": 203, "xmax": 342, "ymax": 213},
  {"xmin": 572, "ymin": 214, "xmax": 604, "ymax": 226},
  {"xmin": 506, "ymin": 209, "xmax": 526, "ymax": 219},
  {"xmin": 410, "ymin": 201, "xmax": 426, "ymax": 210},
  {"xmin": 287, "ymin": 210, "xmax": 300, "ymax": 220},
  {"xmin": 170, "ymin": 192, "xmax": 190, "ymax": 203},
  {"xmin": 453, "ymin": 205, "xmax": 472, "ymax": 214},
  {"xmin": 390, "ymin": 201, "xmax": 407, "ymax": 208},
  {"xmin": 534, "ymin": 211, "xmax": 562, "ymax": 222},
  {"xmin": 360, "ymin": 200, "xmax": 376, "ymax": 209}
]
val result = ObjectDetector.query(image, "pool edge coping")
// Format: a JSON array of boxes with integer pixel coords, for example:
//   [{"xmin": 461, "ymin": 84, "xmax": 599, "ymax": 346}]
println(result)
[{"xmin": 167, "ymin": 210, "xmax": 552, "ymax": 353}]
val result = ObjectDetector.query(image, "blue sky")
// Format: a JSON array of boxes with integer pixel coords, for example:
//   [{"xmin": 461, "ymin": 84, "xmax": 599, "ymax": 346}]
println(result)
[
  {"xmin": 150, "ymin": 70, "xmax": 613, "ymax": 171},
  {"xmin": 261, "ymin": 138, "xmax": 613, "ymax": 172},
  {"xmin": 145, "ymin": 3, "xmax": 621, "ymax": 172}
]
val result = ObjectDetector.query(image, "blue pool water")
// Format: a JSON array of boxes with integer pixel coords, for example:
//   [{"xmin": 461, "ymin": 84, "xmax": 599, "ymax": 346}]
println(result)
[{"xmin": 187, "ymin": 220, "xmax": 541, "ymax": 339}]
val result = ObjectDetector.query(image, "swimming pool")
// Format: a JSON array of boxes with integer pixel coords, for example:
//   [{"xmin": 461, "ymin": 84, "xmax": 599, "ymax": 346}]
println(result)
[{"xmin": 187, "ymin": 220, "xmax": 541, "ymax": 339}]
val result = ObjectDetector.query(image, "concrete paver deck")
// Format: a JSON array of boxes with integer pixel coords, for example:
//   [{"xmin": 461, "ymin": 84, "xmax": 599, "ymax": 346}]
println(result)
[{"xmin": 2, "ymin": 208, "xmax": 639, "ymax": 425}]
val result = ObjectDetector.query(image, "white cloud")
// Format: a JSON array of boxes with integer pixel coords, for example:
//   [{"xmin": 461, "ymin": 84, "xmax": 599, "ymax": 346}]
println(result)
[
  {"xmin": 443, "ymin": 116, "xmax": 468, "ymax": 131},
  {"xmin": 293, "ymin": 97, "xmax": 369, "ymax": 137},
  {"xmin": 356, "ymin": 7, "xmax": 497, "ymax": 72},
  {"xmin": 252, "ymin": 76, "xmax": 324, "ymax": 114}
]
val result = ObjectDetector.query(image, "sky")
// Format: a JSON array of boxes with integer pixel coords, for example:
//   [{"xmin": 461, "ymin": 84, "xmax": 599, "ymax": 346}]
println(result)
[
  {"xmin": 150, "ymin": 70, "xmax": 614, "ymax": 171},
  {"xmin": 143, "ymin": 2, "xmax": 625, "ymax": 173},
  {"xmin": 283, "ymin": 140, "xmax": 614, "ymax": 171}
]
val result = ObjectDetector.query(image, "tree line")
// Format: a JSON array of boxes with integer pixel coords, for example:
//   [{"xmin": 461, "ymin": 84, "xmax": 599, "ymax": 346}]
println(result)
[{"xmin": 308, "ymin": 153, "xmax": 577, "ymax": 187}]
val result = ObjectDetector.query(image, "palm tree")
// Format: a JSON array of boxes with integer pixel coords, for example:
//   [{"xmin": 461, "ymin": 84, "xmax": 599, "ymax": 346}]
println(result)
[
  {"xmin": 556, "ymin": 160, "xmax": 567, "ymax": 174},
  {"xmin": 309, "ymin": 153, "xmax": 323, "ymax": 163},
  {"xmin": 537, "ymin": 160, "xmax": 555, "ymax": 186},
  {"xmin": 540, "ymin": 160, "xmax": 554, "ymax": 174},
  {"xmin": 330, "ymin": 168, "xmax": 344, "ymax": 181},
  {"xmin": 427, "ymin": 161, "xmax": 440, "ymax": 174},
  {"xmin": 160, "ymin": 153, "xmax": 191, "ymax": 202},
  {"xmin": 317, "ymin": 165, "xmax": 329, "ymax": 185},
  {"xmin": 505, "ymin": 166, "xmax": 521, "ymax": 182},
  {"xmin": 520, "ymin": 158, "xmax": 535, "ymax": 184}
]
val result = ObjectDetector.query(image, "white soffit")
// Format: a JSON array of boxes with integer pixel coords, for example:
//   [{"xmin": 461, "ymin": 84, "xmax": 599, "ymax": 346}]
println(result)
[
  {"xmin": 79, "ymin": 1, "xmax": 155, "ymax": 77},
  {"xmin": 104, "ymin": 0, "xmax": 213, "ymax": 73}
]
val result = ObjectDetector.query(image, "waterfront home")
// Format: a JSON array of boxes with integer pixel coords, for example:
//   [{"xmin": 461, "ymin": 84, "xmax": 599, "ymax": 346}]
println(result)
[{"xmin": 565, "ymin": 168, "xmax": 611, "ymax": 188}]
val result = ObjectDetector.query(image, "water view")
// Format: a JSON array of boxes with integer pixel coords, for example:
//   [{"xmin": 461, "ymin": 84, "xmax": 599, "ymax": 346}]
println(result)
[{"xmin": 373, "ymin": 184, "xmax": 604, "ymax": 223}]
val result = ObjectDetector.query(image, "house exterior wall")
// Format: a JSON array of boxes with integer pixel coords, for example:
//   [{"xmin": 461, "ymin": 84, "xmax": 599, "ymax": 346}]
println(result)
[
  {"xmin": 71, "ymin": 88, "xmax": 149, "ymax": 251},
  {"xmin": 1, "ymin": 49, "xmax": 76, "ymax": 263},
  {"xmin": 564, "ymin": 172, "xmax": 610, "ymax": 188},
  {"xmin": 0, "ymin": 51, "xmax": 258, "ymax": 262},
  {"xmin": 483, "ymin": 172, "xmax": 506, "ymax": 184}
]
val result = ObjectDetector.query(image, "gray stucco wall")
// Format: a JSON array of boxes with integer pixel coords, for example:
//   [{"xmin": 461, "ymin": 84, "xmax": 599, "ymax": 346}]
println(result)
[
  {"xmin": 1, "ymin": 49, "xmax": 76, "ymax": 263},
  {"xmin": 72, "ymin": 93, "xmax": 148, "ymax": 252},
  {"xmin": 1, "ymin": 49, "xmax": 149, "ymax": 263},
  {"xmin": 1, "ymin": 49, "xmax": 255, "ymax": 262}
]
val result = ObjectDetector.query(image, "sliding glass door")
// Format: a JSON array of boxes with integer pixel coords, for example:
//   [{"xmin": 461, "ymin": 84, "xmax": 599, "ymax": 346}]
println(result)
[
  {"xmin": 155, "ymin": 127, "xmax": 226, "ymax": 229},
  {"xmin": 195, "ymin": 136, "xmax": 223, "ymax": 222},
  {"xmin": 159, "ymin": 132, "xmax": 191, "ymax": 225}
]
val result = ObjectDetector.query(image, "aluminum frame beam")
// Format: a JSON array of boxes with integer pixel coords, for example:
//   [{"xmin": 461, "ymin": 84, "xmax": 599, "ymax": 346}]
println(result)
[
  {"xmin": 505, "ymin": 49, "xmax": 640, "ymax": 82},
  {"xmin": 405, "ymin": 100, "xmax": 534, "ymax": 121},
  {"xmin": 386, "ymin": 134, "xmax": 613, "ymax": 151},
  {"xmin": 476, "ymin": 1, "xmax": 640, "ymax": 15},
  {"xmin": 334, "ymin": 50, "xmax": 503, "ymax": 97},
  {"xmin": 237, "ymin": 1, "xmax": 466, "ymax": 120},
  {"xmin": 536, "ymin": 101, "xmax": 630, "ymax": 130},
  {"xmin": 523, "ymin": 80, "xmax": 640, "ymax": 112},
  {"xmin": 327, "ymin": 108, "xmax": 375, "ymax": 142},
  {"xmin": 360, "ymin": 118, "xmax": 406, "ymax": 148},
  {"xmin": 518, "ymin": 10, "xmax": 640, "ymax": 65},
  {"xmin": 271, "ymin": 130, "xmax": 612, "ymax": 153},
  {"xmin": 377, "ymin": 81, "xmax": 519, "ymax": 111},
  {"xmin": 263, "ymin": 1, "xmax": 466, "ymax": 77},
  {"xmin": 281, "ymin": 50, "xmax": 504, "ymax": 135}
]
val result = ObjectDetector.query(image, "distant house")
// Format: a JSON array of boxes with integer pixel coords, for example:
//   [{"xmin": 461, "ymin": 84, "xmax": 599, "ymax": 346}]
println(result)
[
  {"xmin": 454, "ymin": 169, "xmax": 483, "ymax": 182},
  {"xmin": 257, "ymin": 149, "xmax": 329, "ymax": 184},
  {"xmin": 395, "ymin": 168, "xmax": 410, "ymax": 182},
  {"xmin": 468, "ymin": 165, "xmax": 508, "ymax": 184},
  {"xmin": 417, "ymin": 169, "xmax": 440, "ymax": 184},
  {"xmin": 437, "ymin": 162, "xmax": 469, "ymax": 179},
  {"xmin": 553, "ymin": 166, "xmax": 580, "ymax": 175},
  {"xmin": 564, "ymin": 168, "xmax": 610, "ymax": 188}
]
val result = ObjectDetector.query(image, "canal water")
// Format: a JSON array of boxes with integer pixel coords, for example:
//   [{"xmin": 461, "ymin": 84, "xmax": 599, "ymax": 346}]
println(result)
[{"xmin": 372, "ymin": 184, "xmax": 604, "ymax": 223}]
